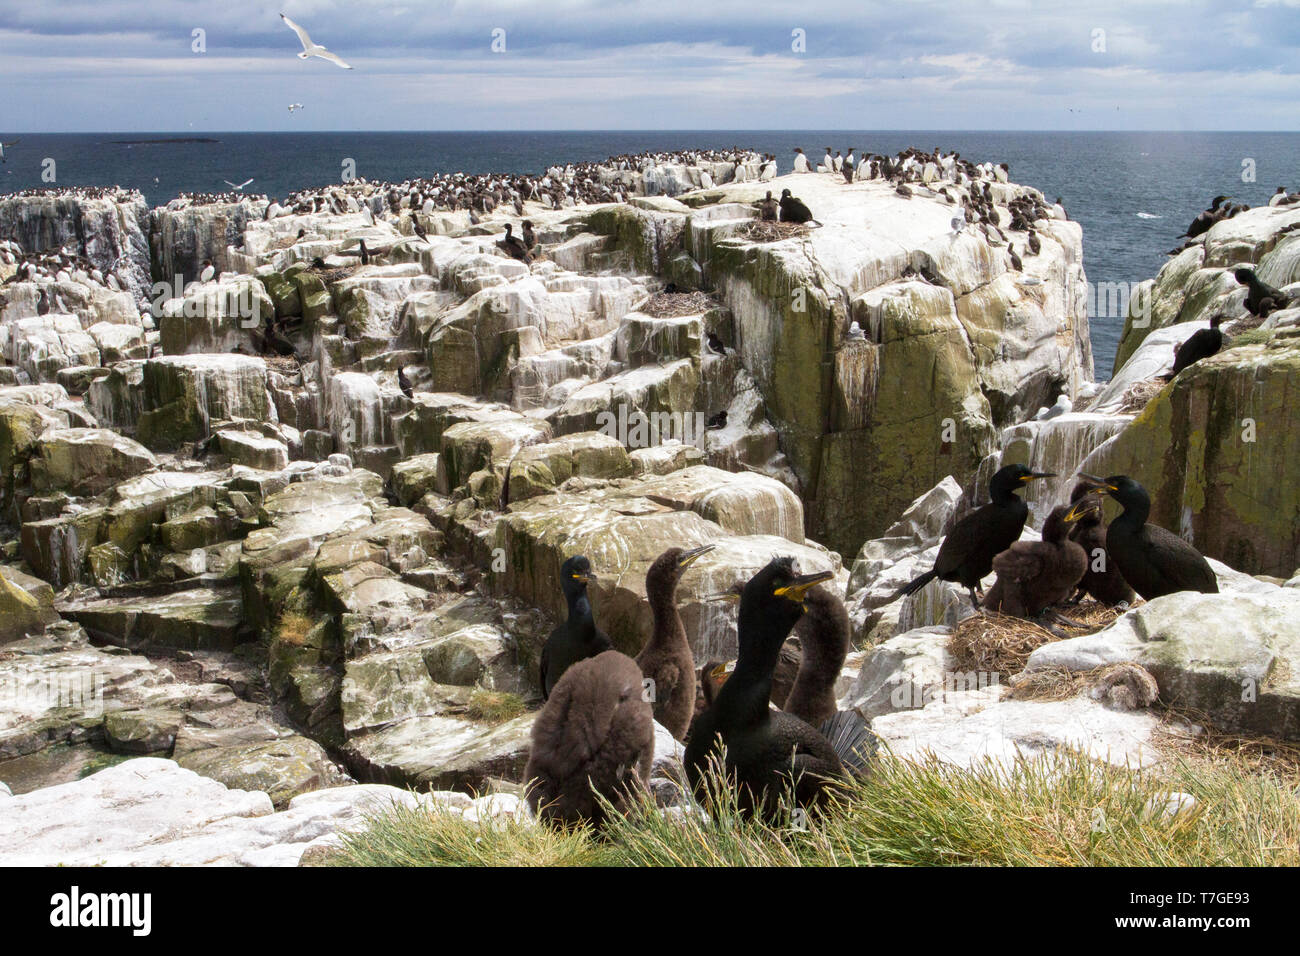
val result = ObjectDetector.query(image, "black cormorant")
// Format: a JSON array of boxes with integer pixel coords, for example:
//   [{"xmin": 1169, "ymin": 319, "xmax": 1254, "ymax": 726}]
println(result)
[
  {"xmin": 397, "ymin": 367, "xmax": 414, "ymax": 399},
  {"xmin": 636, "ymin": 544, "xmax": 713, "ymax": 741},
  {"xmin": 1234, "ymin": 267, "xmax": 1290, "ymax": 316},
  {"xmin": 1169, "ymin": 314, "xmax": 1224, "ymax": 377},
  {"xmin": 498, "ymin": 223, "xmax": 530, "ymax": 262},
  {"xmin": 524, "ymin": 649, "xmax": 655, "ymax": 828},
  {"xmin": 895, "ymin": 463, "xmax": 1055, "ymax": 608},
  {"xmin": 778, "ymin": 189, "xmax": 814, "ymax": 224},
  {"xmin": 684, "ymin": 558, "xmax": 856, "ymax": 816},
  {"xmin": 1078, "ymin": 474, "xmax": 1219, "ymax": 600},
  {"xmin": 539, "ymin": 555, "xmax": 612, "ymax": 699}
]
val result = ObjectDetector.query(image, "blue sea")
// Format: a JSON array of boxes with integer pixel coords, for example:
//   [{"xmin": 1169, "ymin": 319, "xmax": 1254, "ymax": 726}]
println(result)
[{"xmin": 4, "ymin": 130, "xmax": 1299, "ymax": 378}]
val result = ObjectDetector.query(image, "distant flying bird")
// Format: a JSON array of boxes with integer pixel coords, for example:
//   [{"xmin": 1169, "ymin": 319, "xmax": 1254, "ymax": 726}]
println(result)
[
  {"xmin": 224, "ymin": 178, "xmax": 254, "ymax": 191},
  {"xmin": 288, "ymin": 103, "xmax": 304, "ymax": 113},
  {"xmin": 0, "ymin": 139, "xmax": 17, "ymax": 163},
  {"xmin": 280, "ymin": 13, "xmax": 354, "ymax": 69}
]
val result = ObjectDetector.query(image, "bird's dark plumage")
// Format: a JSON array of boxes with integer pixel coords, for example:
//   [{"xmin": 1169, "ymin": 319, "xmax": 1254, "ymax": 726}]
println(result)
[
  {"xmin": 540, "ymin": 555, "xmax": 612, "ymax": 700},
  {"xmin": 397, "ymin": 366, "xmax": 414, "ymax": 399},
  {"xmin": 636, "ymin": 544, "xmax": 711, "ymax": 741},
  {"xmin": 778, "ymin": 189, "xmax": 814, "ymax": 224},
  {"xmin": 499, "ymin": 223, "xmax": 531, "ymax": 262},
  {"xmin": 684, "ymin": 558, "xmax": 850, "ymax": 817},
  {"xmin": 1078, "ymin": 474, "xmax": 1219, "ymax": 600},
  {"xmin": 982, "ymin": 504, "xmax": 1088, "ymax": 617},
  {"xmin": 1170, "ymin": 315, "xmax": 1224, "ymax": 377},
  {"xmin": 1065, "ymin": 481, "xmax": 1135, "ymax": 606},
  {"xmin": 1234, "ymin": 267, "xmax": 1290, "ymax": 317},
  {"xmin": 783, "ymin": 585, "xmax": 849, "ymax": 729},
  {"xmin": 758, "ymin": 191, "xmax": 778, "ymax": 222},
  {"xmin": 895, "ymin": 464, "xmax": 1054, "ymax": 608},
  {"xmin": 524, "ymin": 650, "xmax": 655, "ymax": 828}
]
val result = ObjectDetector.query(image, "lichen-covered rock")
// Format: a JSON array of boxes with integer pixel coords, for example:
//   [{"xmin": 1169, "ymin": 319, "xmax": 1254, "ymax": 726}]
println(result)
[
  {"xmin": 137, "ymin": 354, "xmax": 270, "ymax": 450},
  {"xmin": 1079, "ymin": 344, "xmax": 1300, "ymax": 577},
  {"xmin": 31, "ymin": 427, "xmax": 157, "ymax": 496}
]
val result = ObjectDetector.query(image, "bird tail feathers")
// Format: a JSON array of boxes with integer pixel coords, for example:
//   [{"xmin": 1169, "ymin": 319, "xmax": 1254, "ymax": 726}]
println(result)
[
  {"xmin": 819, "ymin": 709, "xmax": 877, "ymax": 776},
  {"xmin": 894, "ymin": 568, "xmax": 938, "ymax": 599}
]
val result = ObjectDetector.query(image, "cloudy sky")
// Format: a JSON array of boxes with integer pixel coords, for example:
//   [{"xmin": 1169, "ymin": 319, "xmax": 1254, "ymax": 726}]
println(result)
[{"xmin": 2, "ymin": 0, "xmax": 1298, "ymax": 131}]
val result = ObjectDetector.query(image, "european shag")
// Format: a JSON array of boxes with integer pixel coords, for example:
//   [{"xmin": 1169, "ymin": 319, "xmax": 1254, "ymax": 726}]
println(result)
[
  {"xmin": 539, "ymin": 555, "xmax": 612, "ymax": 700},
  {"xmin": 895, "ymin": 463, "xmax": 1055, "ymax": 608},
  {"xmin": 524, "ymin": 649, "xmax": 655, "ymax": 828},
  {"xmin": 758, "ymin": 191, "xmax": 778, "ymax": 221},
  {"xmin": 499, "ymin": 223, "xmax": 530, "ymax": 262},
  {"xmin": 636, "ymin": 544, "xmax": 713, "ymax": 741},
  {"xmin": 982, "ymin": 504, "xmax": 1088, "ymax": 618},
  {"xmin": 1234, "ymin": 267, "xmax": 1290, "ymax": 317},
  {"xmin": 1064, "ymin": 481, "xmax": 1135, "ymax": 607},
  {"xmin": 778, "ymin": 189, "xmax": 814, "ymax": 224},
  {"xmin": 684, "ymin": 558, "xmax": 852, "ymax": 816},
  {"xmin": 397, "ymin": 367, "xmax": 414, "ymax": 399},
  {"xmin": 1078, "ymin": 474, "xmax": 1219, "ymax": 600},
  {"xmin": 783, "ymin": 585, "xmax": 850, "ymax": 728},
  {"xmin": 1169, "ymin": 314, "xmax": 1224, "ymax": 377}
]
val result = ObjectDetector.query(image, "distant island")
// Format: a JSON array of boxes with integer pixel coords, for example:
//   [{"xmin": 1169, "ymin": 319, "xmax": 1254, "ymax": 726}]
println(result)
[{"xmin": 110, "ymin": 137, "xmax": 220, "ymax": 144}]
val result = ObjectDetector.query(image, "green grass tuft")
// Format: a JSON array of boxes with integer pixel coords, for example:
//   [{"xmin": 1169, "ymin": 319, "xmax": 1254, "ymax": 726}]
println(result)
[{"xmin": 320, "ymin": 748, "xmax": 1300, "ymax": 867}]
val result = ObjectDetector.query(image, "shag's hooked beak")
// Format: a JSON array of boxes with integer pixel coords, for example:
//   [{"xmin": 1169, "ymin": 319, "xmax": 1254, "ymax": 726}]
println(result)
[
  {"xmin": 1062, "ymin": 502, "xmax": 1089, "ymax": 523},
  {"xmin": 1078, "ymin": 473, "xmax": 1119, "ymax": 493},
  {"xmin": 1019, "ymin": 471, "xmax": 1057, "ymax": 482},
  {"xmin": 774, "ymin": 569, "xmax": 834, "ymax": 604},
  {"xmin": 676, "ymin": 544, "xmax": 715, "ymax": 569},
  {"xmin": 708, "ymin": 662, "xmax": 730, "ymax": 681},
  {"xmin": 572, "ymin": 570, "xmax": 598, "ymax": 585}
]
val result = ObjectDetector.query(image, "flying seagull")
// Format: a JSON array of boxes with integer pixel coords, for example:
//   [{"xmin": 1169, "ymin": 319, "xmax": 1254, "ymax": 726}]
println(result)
[
  {"xmin": 224, "ymin": 178, "xmax": 254, "ymax": 191},
  {"xmin": 280, "ymin": 13, "xmax": 353, "ymax": 69},
  {"xmin": 0, "ymin": 139, "xmax": 18, "ymax": 163},
  {"xmin": 288, "ymin": 103, "xmax": 304, "ymax": 113}
]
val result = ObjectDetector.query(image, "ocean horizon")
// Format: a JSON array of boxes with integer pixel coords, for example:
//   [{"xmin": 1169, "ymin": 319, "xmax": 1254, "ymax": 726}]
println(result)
[{"xmin": 5, "ymin": 129, "xmax": 1298, "ymax": 378}]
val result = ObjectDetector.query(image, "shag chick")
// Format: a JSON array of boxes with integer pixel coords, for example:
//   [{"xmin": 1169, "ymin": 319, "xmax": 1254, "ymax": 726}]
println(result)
[
  {"xmin": 1064, "ymin": 482, "xmax": 1135, "ymax": 607},
  {"xmin": 778, "ymin": 189, "xmax": 815, "ymax": 225},
  {"xmin": 524, "ymin": 650, "xmax": 655, "ymax": 828},
  {"xmin": 782, "ymin": 585, "xmax": 850, "ymax": 728},
  {"xmin": 982, "ymin": 504, "xmax": 1088, "ymax": 618},
  {"xmin": 636, "ymin": 544, "xmax": 713, "ymax": 741}
]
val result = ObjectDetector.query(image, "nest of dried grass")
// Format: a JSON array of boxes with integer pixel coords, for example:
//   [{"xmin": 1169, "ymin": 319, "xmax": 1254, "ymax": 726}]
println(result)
[
  {"xmin": 1115, "ymin": 376, "xmax": 1169, "ymax": 414},
  {"xmin": 949, "ymin": 601, "xmax": 1128, "ymax": 679},
  {"xmin": 640, "ymin": 290, "xmax": 715, "ymax": 318},
  {"xmin": 738, "ymin": 219, "xmax": 808, "ymax": 243},
  {"xmin": 949, "ymin": 611, "xmax": 1056, "ymax": 676}
]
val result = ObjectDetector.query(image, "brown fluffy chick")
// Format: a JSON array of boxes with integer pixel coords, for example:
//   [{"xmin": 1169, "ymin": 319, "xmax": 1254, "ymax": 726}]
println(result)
[
  {"xmin": 636, "ymin": 544, "xmax": 712, "ymax": 741},
  {"xmin": 782, "ymin": 585, "xmax": 850, "ymax": 728},
  {"xmin": 983, "ymin": 504, "xmax": 1088, "ymax": 617},
  {"xmin": 524, "ymin": 650, "xmax": 655, "ymax": 828}
]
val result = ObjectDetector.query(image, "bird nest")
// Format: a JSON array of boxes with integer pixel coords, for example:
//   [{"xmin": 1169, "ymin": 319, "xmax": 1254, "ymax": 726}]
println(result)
[
  {"xmin": 263, "ymin": 355, "xmax": 302, "ymax": 375},
  {"xmin": 948, "ymin": 601, "xmax": 1127, "ymax": 678},
  {"xmin": 1115, "ymin": 377, "xmax": 1168, "ymax": 414},
  {"xmin": 640, "ymin": 290, "xmax": 716, "ymax": 318},
  {"xmin": 738, "ymin": 220, "xmax": 808, "ymax": 243}
]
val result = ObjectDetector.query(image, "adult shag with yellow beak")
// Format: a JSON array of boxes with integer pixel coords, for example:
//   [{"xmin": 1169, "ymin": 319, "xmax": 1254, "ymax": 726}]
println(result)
[
  {"xmin": 539, "ymin": 555, "xmax": 611, "ymax": 699},
  {"xmin": 1076, "ymin": 474, "xmax": 1219, "ymax": 600},
  {"xmin": 895, "ymin": 463, "xmax": 1055, "ymax": 609},
  {"xmin": 637, "ymin": 544, "xmax": 714, "ymax": 741},
  {"xmin": 684, "ymin": 558, "xmax": 864, "ymax": 816}
]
